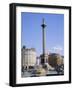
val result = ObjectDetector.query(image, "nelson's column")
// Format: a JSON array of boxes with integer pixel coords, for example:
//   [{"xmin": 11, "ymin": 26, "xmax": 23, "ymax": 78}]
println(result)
[{"xmin": 41, "ymin": 18, "xmax": 47, "ymax": 65}]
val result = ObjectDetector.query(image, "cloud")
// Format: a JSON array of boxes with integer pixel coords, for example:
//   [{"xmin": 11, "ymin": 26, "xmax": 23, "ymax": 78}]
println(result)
[
  {"xmin": 49, "ymin": 46, "xmax": 63, "ymax": 54},
  {"xmin": 52, "ymin": 46, "xmax": 63, "ymax": 51}
]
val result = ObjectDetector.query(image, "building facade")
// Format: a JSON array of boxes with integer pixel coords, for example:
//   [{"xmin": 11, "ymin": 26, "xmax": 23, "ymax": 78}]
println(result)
[
  {"xmin": 48, "ymin": 53, "xmax": 64, "ymax": 68},
  {"xmin": 22, "ymin": 47, "xmax": 36, "ymax": 69}
]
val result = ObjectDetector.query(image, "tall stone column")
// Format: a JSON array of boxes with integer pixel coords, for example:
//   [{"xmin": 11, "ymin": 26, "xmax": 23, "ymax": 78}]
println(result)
[{"xmin": 41, "ymin": 18, "xmax": 47, "ymax": 64}]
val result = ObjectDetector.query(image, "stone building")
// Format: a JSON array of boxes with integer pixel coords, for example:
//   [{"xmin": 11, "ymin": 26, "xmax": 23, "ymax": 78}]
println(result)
[
  {"xmin": 48, "ymin": 53, "xmax": 64, "ymax": 68},
  {"xmin": 21, "ymin": 46, "xmax": 36, "ymax": 69}
]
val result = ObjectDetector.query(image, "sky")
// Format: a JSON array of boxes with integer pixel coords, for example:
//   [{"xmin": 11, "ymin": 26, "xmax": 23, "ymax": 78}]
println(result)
[{"xmin": 21, "ymin": 12, "xmax": 64, "ymax": 56}]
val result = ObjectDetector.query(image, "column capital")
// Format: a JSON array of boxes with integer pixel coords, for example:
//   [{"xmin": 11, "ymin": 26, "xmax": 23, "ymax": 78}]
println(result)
[{"xmin": 41, "ymin": 18, "xmax": 46, "ymax": 28}]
